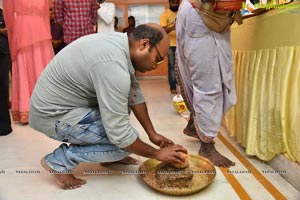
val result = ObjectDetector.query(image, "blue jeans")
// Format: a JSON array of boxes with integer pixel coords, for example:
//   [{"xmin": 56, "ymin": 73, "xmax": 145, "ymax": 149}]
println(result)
[
  {"xmin": 44, "ymin": 109, "xmax": 135, "ymax": 172},
  {"xmin": 168, "ymin": 46, "xmax": 177, "ymax": 91}
]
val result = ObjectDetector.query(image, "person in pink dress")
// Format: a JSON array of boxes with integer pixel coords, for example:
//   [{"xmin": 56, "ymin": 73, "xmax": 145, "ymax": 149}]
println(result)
[{"xmin": 3, "ymin": 0, "xmax": 54, "ymax": 124}]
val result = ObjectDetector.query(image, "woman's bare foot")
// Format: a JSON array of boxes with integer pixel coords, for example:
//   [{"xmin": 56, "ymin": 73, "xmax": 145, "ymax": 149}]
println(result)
[
  {"xmin": 199, "ymin": 142, "xmax": 235, "ymax": 168},
  {"xmin": 101, "ymin": 156, "xmax": 139, "ymax": 166},
  {"xmin": 41, "ymin": 158, "xmax": 86, "ymax": 190}
]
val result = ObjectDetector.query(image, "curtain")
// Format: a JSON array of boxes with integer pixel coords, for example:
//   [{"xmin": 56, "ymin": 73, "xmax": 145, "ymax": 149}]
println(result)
[{"xmin": 226, "ymin": 2, "xmax": 300, "ymax": 162}]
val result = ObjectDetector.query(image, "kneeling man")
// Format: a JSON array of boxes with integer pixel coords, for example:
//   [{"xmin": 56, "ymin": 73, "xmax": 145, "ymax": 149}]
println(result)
[{"xmin": 30, "ymin": 23, "xmax": 187, "ymax": 190}]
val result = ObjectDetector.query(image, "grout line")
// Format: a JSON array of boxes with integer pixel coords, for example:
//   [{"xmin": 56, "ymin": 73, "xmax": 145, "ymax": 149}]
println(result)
[
  {"xmin": 217, "ymin": 133, "xmax": 287, "ymax": 200},
  {"xmin": 219, "ymin": 167, "xmax": 252, "ymax": 200}
]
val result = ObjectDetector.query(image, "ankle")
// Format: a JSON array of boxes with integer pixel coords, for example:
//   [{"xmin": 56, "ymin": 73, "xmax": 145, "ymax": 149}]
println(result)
[{"xmin": 200, "ymin": 142, "xmax": 217, "ymax": 154}]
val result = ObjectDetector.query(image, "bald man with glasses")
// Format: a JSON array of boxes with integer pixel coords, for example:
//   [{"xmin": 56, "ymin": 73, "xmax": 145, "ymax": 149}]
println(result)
[{"xmin": 30, "ymin": 23, "xmax": 187, "ymax": 190}]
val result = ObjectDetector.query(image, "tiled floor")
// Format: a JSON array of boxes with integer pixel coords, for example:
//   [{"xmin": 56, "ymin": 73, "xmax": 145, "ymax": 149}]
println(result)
[{"xmin": 0, "ymin": 78, "xmax": 299, "ymax": 200}]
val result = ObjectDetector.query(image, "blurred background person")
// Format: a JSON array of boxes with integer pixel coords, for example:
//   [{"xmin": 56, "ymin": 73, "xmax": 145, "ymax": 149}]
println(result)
[
  {"xmin": 53, "ymin": 0, "xmax": 98, "ymax": 45},
  {"xmin": 49, "ymin": 6, "xmax": 64, "ymax": 54},
  {"xmin": 0, "ymin": 6, "xmax": 12, "ymax": 135},
  {"xmin": 160, "ymin": 0, "xmax": 180, "ymax": 94},
  {"xmin": 97, "ymin": 0, "xmax": 115, "ymax": 33},
  {"xmin": 3, "ymin": 0, "xmax": 54, "ymax": 124},
  {"xmin": 123, "ymin": 16, "xmax": 135, "ymax": 35},
  {"xmin": 114, "ymin": 16, "xmax": 122, "ymax": 32}
]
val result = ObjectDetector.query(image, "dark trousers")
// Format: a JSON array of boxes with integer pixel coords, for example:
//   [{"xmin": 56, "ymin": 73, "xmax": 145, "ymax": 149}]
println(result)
[
  {"xmin": 168, "ymin": 46, "xmax": 177, "ymax": 91},
  {"xmin": 0, "ymin": 53, "xmax": 12, "ymax": 135}
]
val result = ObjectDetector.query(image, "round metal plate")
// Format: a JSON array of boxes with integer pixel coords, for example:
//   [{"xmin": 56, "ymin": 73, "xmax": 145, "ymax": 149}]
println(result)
[{"xmin": 139, "ymin": 155, "xmax": 216, "ymax": 196}]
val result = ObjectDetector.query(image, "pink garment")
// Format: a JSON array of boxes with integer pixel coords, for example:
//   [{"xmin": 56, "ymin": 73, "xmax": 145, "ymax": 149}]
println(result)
[
  {"xmin": 3, "ymin": 0, "xmax": 54, "ymax": 123},
  {"xmin": 3, "ymin": 0, "xmax": 52, "ymax": 60}
]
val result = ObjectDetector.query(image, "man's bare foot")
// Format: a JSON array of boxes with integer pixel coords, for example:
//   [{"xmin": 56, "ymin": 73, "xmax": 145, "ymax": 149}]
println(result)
[
  {"xmin": 41, "ymin": 158, "xmax": 86, "ymax": 190},
  {"xmin": 183, "ymin": 114, "xmax": 200, "ymax": 139},
  {"xmin": 101, "ymin": 156, "xmax": 139, "ymax": 166},
  {"xmin": 183, "ymin": 125, "xmax": 199, "ymax": 139},
  {"xmin": 199, "ymin": 142, "xmax": 235, "ymax": 168}
]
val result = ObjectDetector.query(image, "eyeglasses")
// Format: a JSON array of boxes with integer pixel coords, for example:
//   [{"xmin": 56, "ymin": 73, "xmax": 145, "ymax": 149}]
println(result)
[{"xmin": 152, "ymin": 44, "xmax": 164, "ymax": 66}]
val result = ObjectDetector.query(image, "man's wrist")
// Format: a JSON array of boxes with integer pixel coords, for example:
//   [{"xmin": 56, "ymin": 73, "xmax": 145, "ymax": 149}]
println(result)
[
  {"xmin": 147, "ymin": 130, "xmax": 157, "ymax": 139},
  {"xmin": 150, "ymin": 148, "xmax": 159, "ymax": 160}
]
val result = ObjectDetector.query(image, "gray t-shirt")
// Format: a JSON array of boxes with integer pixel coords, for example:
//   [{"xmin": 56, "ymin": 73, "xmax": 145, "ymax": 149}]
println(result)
[{"xmin": 30, "ymin": 32, "xmax": 145, "ymax": 148}]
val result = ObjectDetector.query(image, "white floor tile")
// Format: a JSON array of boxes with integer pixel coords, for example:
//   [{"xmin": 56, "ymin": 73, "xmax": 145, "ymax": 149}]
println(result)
[{"xmin": 0, "ymin": 78, "xmax": 299, "ymax": 200}]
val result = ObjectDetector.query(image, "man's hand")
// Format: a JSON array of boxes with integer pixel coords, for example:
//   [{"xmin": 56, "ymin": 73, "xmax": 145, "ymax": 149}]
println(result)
[
  {"xmin": 163, "ymin": 23, "xmax": 175, "ymax": 34},
  {"xmin": 171, "ymin": 23, "xmax": 176, "ymax": 31},
  {"xmin": 149, "ymin": 133, "xmax": 174, "ymax": 148},
  {"xmin": 155, "ymin": 144, "xmax": 188, "ymax": 166},
  {"xmin": 0, "ymin": 28, "xmax": 7, "ymax": 36},
  {"xmin": 52, "ymin": 39, "xmax": 62, "ymax": 48}
]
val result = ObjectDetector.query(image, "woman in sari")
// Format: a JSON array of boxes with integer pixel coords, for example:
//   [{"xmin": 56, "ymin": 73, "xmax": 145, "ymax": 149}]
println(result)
[{"xmin": 3, "ymin": 0, "xmax": 54, "ymax": 124}]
